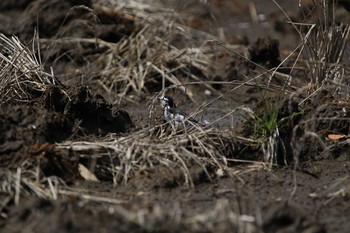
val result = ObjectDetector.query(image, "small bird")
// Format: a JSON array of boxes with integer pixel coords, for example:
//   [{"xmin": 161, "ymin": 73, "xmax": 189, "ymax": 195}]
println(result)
[{"xmin": 158, "ymin": 96, "xmax": 198, "ymax": 126}]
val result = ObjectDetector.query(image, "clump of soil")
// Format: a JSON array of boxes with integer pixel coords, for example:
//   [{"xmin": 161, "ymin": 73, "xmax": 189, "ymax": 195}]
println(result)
[
  {"xmin": 0, "ymin": 84, "xmax": 134, "ymax": 172},
  {"xmin": 0, "ymin": 104, "xmax": 71, "ymax": 156},
  {"xmin": 52, "ymin": 85, "xmax": 135, "ymax": 135},
  {"xmin": 1, "ymin": 197, "xmax": 145, "ymax": 233},
  {"xmin": 0, "ymin": 0, "xmax": 32, "ymax": 10},
  {"xmin": 295, "ymin": 90, "xmax": 350, "ymax": 160},
  {"xmin": 262, "ymin": 203, "xmax": 326, "ymax": 233},
  {"xmin": 249, "ymin": 38, "xmax": 281, "ymax": 69}
]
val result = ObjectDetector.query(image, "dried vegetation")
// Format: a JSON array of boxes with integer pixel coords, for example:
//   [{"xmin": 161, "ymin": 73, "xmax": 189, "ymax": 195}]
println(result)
[
  {"xmin": 0, "ymin": 0, "xmax": 349, "ymax": 232},
  {"xmin": 0, "ymin": 1, "xmax": 255, "ymax": 231}
]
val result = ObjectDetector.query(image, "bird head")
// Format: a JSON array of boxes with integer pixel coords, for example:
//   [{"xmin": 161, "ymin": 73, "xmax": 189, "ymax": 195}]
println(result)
[{"xmin": 158, "ymin": 96, "xmax": 175, "ymax": 108}]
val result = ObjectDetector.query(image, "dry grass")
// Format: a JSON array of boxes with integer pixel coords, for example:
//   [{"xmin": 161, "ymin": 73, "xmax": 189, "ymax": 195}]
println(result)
[
  {"xmin": 302, "ymin": 1, "xmax": 350, "ymax": 92},
  {"xmin": 0, "ymin": 33, "xmax": 60, "ymax": 105},
  {"xmin": 239, "ymin": 0, "xmax": 350, "ymax": 167},
  {"xmin": 56, "ymin": 124, "xmax": 240, "ymax": 186},
  {"xmin": 0, "ymin": 163, "xmax": 260, "ymax": 232},
  {"xmin": 291, "ymin": 0, "xmax": 350, "ymax": 158},
  {"xmin": 57, "ymin": 0, "xmax": 219, "ymax": 104},
  {"xmin": 96, "ymin": 25, "xmax": 210, "ymax": 104},
  {"xmin": 1, "ymin": 1, "xmax": 348, "ymax": 231},
  {"xmin": 0, "ymin": 165, "xmax": 258, "ymax": 232},
  {"xmin": 0, "ymin": 0, "xmax": 256, "ymax": 203},
  {"xmin": 0, "ymin": 0, "xmax": 346, "ymax": 185},
  {"xmin": 0, "ymin": 120, "xmax": 257, "ymax": 232},
  {"xmin": 0, "ymin": 168, "xmax": 65, "ymax": 203}
]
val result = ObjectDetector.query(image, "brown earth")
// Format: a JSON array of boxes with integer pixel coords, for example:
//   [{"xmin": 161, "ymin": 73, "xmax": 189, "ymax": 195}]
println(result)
[{"xmin": 0, "ymin": 0, "xmax": 350, "ymax": 233}]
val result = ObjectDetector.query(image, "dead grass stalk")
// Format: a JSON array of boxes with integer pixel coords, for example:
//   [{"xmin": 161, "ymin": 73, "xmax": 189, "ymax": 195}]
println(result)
[
  {"xmin": 56, "ymin": 125, "xmax": 237, "ymax": 186},
  {"xmin": 0, "ymin": 33, "xmax": 58, "ymax": 105}
]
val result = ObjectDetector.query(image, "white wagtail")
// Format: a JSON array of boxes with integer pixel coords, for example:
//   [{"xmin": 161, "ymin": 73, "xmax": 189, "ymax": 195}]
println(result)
[{"xmin": 158, "ymin": 96, "xmax": 198, "ymax": 126}]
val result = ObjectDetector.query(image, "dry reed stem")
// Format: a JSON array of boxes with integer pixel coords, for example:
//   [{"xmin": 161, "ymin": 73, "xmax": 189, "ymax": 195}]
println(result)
[
  {"xmin": 48, "ymin": 1, "xmax": 219, "ymax": 104},
  {"xmin": 0, "ymin": 33, "xmax": 57, "ymax": 105},
  {"xmin": 0, "ymin": 164, "xmax": 259, "ymax": 232},
  {"xmin": 0, "ymin": 168, "xmax": 66, "ymax": 202},
  {"xmin": 56, "ymin": 125, "xmax": 238, "ymax": 186}
]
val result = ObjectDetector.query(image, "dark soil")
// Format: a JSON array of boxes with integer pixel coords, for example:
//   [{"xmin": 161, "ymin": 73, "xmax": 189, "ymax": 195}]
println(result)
[{"xmin": 0, "ymin": 0, "xmax": 350, "ymax": 233}]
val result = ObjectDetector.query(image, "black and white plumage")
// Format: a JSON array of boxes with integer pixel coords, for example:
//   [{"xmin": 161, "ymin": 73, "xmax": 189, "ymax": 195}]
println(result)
[{"xmin": 158, "ymin": 96, "xmax": 198, "ymax": 126}]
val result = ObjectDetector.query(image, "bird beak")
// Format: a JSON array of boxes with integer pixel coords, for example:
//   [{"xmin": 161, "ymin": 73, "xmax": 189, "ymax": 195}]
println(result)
[{"xmin": 157, "ymin": 96, "xmax": 163, "ymax": 100}]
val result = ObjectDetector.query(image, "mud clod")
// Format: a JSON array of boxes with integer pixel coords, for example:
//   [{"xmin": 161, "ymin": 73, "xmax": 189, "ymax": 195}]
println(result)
[
  {"xmin": 249, "ymin": 38, "xmax": 281, "ymax": 69},
  {"xmin": 263, "ymin": 203, "xmax": 326, "ymax": 233}
]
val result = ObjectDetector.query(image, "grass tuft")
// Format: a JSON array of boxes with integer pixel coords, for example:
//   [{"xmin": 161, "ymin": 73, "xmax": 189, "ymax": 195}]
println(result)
[
  {"xmin": 56, "ymin": 124, "xmax": 239, "ymax": 186},
  {"xmin": 0, "ymin": 33, "xmax": 60, "ymax": 105}
]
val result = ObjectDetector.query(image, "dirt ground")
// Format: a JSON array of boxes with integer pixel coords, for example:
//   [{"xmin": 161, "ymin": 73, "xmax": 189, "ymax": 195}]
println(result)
[{"xmin": 0, "ymin": 0, "xmax": 350, "ymax": 232}]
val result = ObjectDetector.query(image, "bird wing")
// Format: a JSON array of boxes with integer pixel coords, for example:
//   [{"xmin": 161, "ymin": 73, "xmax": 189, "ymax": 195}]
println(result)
[{"xmin": 169, "ymin": 108, "xmax": 198, "ymax": 123}]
